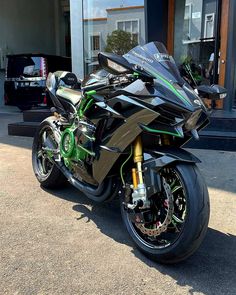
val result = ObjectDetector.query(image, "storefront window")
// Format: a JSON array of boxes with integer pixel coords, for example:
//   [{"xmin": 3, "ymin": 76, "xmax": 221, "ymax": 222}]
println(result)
[
  {"xmin": 173, "ymin": 0, "xmax": 218, "ymax": 86},
  {"xmin": 83, "ymin": 0, "xmax": 145, "ymax": 75}
]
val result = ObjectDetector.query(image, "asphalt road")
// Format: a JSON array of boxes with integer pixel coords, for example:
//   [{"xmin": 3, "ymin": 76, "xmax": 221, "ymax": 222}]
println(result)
[{"xmin": 0, "ymin": 112, "xmax": 236, "ymax": 295}]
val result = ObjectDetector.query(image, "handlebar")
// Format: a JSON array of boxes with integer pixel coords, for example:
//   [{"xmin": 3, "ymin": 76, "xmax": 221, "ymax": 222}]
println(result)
[
  {"xmin": 81, "ymin": 81, "xmax": 109, "ymax": 93},
  {"xmin": 81, "ymin": 74, "xmax": 142, "ymax": 94}
]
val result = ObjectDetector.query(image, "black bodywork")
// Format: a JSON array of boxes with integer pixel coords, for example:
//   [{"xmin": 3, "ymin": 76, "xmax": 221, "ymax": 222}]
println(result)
[{"xmin": 48, "ymin": 42, "xmax": 209, "ymax": 187}]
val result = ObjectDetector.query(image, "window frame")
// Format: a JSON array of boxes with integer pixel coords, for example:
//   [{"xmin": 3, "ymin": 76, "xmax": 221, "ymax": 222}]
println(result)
[
  {"xmin": 88, "ymin": 32, "xmax": 102, "ymax": 57},
  {"xmin": 204, "ymin": 13, "xmax": 215, "ymax": 39},
  {"xmin": 183, "ymin": 3, "xmax": 192, "ymax": 41},
  {"xmin": 116, "ymin": 19, "xmax": 140, "ymax": 43}
]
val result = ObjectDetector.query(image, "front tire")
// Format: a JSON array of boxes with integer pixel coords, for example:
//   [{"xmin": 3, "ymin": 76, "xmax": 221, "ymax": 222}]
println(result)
[{"xmin": 121, "ymin": 163, "xmax": 210, "ymax": 264}]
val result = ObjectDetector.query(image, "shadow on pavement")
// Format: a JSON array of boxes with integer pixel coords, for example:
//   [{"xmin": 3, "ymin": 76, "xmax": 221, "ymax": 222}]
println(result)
[
  {"xmin": 44, "ymin": 185, "xmax": 236, "ymax": 295},
  {"xmin": 133, "ymin": 229, "xmax": 236, "ymax": 295},
  {"xmin": 0, "ymin": 113, "xmax": 33, "ymax": 150}
]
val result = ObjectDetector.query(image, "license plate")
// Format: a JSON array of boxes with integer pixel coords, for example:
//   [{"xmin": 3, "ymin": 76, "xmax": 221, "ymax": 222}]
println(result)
[{"xmin": 17, "ymin": 82, "xmax": 30, "ymax": 88}]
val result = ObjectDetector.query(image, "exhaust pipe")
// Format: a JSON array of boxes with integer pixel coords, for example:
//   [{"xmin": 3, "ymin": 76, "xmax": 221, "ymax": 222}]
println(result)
[{"xmin": 56, "ymin": 161, "xmax": 113, "ymax": 202}]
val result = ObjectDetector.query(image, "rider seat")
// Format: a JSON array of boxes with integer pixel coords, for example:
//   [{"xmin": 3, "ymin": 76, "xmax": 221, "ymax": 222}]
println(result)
[
  {"xmin": 47, "ymin": 71, "xmax": 82, "ymax": 105},
  {"xmin": 56, "ymin": 87, "xmax": 82, "ymax": 105}
]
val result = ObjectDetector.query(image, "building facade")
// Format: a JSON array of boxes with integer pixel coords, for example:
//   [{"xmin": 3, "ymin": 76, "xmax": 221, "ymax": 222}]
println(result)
[
  {"xmin": 0, "ymin": 0, "xmax": 236, "ymax": 112},
  {"xmin": 69, "ymin": 0, "xmax": 236, "ymax": 112}
]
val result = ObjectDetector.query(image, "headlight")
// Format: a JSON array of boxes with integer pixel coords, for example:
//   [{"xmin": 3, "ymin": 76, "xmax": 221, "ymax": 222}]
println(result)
[
  {"xmin": 185, "ymin": 110, "xmax": 202, "ymax": 131},
  {"xmin": 107, "ymin": 59, "xmax": 128, "ymax": 73}
]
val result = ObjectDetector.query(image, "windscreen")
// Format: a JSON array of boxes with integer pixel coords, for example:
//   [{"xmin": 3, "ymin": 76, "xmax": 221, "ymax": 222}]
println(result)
[
  {"xmin": 124, "ymin": 42, "xmax": 184, "ymax": 84},
  {"xmin": 7, "ymin": 56, "xmax": 42, "ymax": 78}
]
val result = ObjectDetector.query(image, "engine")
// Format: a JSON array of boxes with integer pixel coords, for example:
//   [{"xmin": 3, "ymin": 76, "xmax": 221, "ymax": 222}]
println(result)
[{"xmin": 60, "ymin": 119, "xmax": 96, "ymax": 183}]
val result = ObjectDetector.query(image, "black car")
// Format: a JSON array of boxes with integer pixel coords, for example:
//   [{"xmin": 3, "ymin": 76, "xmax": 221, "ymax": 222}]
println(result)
[{"xmin": 4, "ymin": 54, "xmax": 71, "ymax": 110}]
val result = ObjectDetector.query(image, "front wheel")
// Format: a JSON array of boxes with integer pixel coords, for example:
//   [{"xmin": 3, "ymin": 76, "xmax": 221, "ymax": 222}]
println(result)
[{"xmin": 120, "ymin": 163, "xmax": 210, "ymax": 264}]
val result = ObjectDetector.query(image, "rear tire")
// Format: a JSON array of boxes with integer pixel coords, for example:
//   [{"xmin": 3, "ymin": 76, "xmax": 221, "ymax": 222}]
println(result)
[
  {"xmin": 120, "ymin": 163, "xmax": 210, "ymax": 264},
  {"xmin": 32, "ymin": 119, "xmax": 66, "ymax": 189}
]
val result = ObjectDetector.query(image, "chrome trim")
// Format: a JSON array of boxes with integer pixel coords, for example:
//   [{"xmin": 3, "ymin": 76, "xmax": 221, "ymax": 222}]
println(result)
[{"xmin": 5, "ymin": 77, "xmax": 46, "ymax": 82}]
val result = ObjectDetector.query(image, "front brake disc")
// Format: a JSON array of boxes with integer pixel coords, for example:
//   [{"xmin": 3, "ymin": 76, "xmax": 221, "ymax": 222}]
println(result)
[{"xmin": 135, "ymin": 178, "xmax": 174, "ymax": 237}]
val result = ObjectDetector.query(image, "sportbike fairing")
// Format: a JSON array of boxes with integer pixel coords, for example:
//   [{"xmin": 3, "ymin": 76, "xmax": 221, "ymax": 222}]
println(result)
[
  {"xmin": 123, "ymin": 42, "xmax": 203, "ymax": 111},
  {"xmin": 80, "ymin": 43, "xmax": 208, "ymax": 185},
  {"xmin": 44, "ymin": 42, "xmax": 208, "ymax": 186},
  {"xmin": 125, "ymin": 42, "xmax": 183, "ymax": 83}
]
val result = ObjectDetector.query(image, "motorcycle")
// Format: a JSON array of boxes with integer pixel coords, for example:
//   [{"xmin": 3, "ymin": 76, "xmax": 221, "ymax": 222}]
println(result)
[{"xmin": 32, "ymin": 42, "xmax": 215, "ymax": 264}]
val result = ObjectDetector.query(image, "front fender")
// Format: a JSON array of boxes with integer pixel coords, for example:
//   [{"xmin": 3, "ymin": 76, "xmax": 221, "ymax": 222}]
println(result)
[
  {"xmin": 143, "ymin": 147, "xmax": 200, "ymax": 197},
  {"xmin": 144, "ymin": 147, "xmax": 201, "ymax": 169}
]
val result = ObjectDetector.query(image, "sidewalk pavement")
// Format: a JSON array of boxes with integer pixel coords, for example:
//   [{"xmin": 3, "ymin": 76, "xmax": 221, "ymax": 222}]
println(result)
[
  {"xmin": 0, "ymin": 105, "xmax": 21, "ymax": 114},
  {"xmin": 0, "ymin": 113, "xmax": 235, "ymax": 295}
]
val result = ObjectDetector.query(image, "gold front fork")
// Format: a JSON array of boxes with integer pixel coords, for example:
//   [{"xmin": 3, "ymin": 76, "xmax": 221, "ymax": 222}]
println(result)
[{"xmin": 132, "ymin": 136, "xmax": 144, "ymax": 187}]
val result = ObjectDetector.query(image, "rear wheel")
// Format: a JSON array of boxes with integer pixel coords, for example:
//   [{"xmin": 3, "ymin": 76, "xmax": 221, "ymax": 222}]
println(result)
[
  {"xmin": 32, "ymin": 120, "xmax": 66, "ymax": 189},
  {"xmin": 120, "ymin": 163, "xmax": 210, "ymax": 264}
]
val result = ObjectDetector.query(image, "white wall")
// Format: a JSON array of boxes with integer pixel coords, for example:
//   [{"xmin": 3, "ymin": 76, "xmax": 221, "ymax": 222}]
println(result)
[
  {"xmin": 0, "ymin": 0, "xmax": 58, "ymax": 56},
  {"xmin": 0, "ymin": 0, "xmax": 66, "ymax": 106},
  {"xmin": 84, "ymin": 19, "xmax": 108, "ymax": 57}
]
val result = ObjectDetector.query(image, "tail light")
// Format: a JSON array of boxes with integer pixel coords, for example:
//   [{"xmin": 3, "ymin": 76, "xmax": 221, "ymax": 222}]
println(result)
[
  {"xmin": 38, "ymin": 94, "xmax": 48, "ymax": 107},
  {"xmin": 40, "ymin": 57, "xmax": 48, "ymax": 78},
  {"xmin": 5, "ymin": 58, "xmax": 8, "ymax": 79},
  {"xmin": 43, "ymin": 95, "xmax": 47, "ymax": 105}
]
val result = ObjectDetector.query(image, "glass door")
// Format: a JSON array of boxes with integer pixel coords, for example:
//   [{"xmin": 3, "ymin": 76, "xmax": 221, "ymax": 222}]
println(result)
[
  {"xmin": 173, "ymin": 0, "xmax": 219, "ymax": 87},
  {"xmin": 82, "ymin": 0, "xmax": 146, "ymax": 75}
]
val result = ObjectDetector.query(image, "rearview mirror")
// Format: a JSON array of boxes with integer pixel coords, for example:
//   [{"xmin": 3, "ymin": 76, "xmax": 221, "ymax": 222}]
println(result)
[{"xmin": 197, "ymin": 84, "xmax": 227, "ymax": 100}]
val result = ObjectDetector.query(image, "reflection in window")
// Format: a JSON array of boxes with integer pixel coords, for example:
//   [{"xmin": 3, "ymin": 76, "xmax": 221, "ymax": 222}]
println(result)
[
  {"xmin": 204, "ymin": 14, "xmax": 215, "ymax": 39},
  {"xmin": 83, "ymin": 0, "xmax": 145, "ymax": 75},
  {"xmin": 174, "ymin": 0, "xmax": 218, "ymax": 86},
  {"xmin": 91, "ymin": 35, "xmax": 101, "ymax": 51},
  {"xmin": 183, "ymin": 4, "xmax": 192, "ymax": 40},
  {"xmin": 117, "ymin": 20, "xmax": 139, "ymax": 42}
]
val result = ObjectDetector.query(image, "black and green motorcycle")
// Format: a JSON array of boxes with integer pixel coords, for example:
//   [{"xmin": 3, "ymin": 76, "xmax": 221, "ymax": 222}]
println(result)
[{"xmin": 32, "ymin": 42, "xmax": 219, "ymax": 264}]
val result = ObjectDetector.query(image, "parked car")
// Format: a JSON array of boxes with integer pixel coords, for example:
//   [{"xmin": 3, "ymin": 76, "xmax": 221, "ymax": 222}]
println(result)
[{"xmin": 4, "ymin": 54, "xmax": 71, "ymax": 110}]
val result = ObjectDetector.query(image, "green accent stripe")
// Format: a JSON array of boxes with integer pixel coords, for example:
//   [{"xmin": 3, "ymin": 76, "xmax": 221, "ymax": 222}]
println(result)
[
  {"xmin": 172, "ymin": 186, "xmax": 182, "ymax": 193},
  {"xmin": 149, "ymin": 70, "xmax": 192, "ymax": 106},
  {"xmin": 142, "ymin": 125, "xmax": 183, "ymax": 138},
  {"xmin": 120, "ymin": 146, "xmax": 133, "ymax": 186}
]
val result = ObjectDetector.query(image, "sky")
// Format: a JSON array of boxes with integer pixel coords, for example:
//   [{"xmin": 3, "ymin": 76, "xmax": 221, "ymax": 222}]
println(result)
[{"xmin": 84, "ymin": 0, "xmax": 144, "ymax": 18}]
